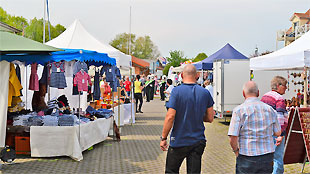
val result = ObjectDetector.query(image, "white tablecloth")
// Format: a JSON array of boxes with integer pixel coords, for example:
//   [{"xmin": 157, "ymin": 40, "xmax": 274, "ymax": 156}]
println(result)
[
  {"xmin": 113, "ymin": 104, "xmax": 124, "ymax": 126},
  {"xmin": 124, "ymin": 103, "xmax": 135, "ymax": 124},
  {"xmin": 30, "ymin": 117, "xmax": 112, "ymax": 161}
]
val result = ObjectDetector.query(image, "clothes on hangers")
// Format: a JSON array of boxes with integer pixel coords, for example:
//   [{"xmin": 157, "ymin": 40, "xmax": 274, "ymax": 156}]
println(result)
[
  {"xmin": 8, "ymin": 63, "xmax": 23, "ymax": 107},
  {"xmin": 50, "ymin": 62, "xmax": 67, "ymax": 89},
  {"xmin": 64, "ymin": 61, "xmax": 75, "ymax": 77},
  {"xmin": 93, "ymin": 68, "xmax": 101, "ymax": 100},
  {"xmin": 39, "ymin": 63, "xmax": 49, "ymax": 86},
  {"xmin": 29, "ymin": 63, "xmax": 39, "ymax": 91},
  {"xmin": 100, "ymin": 65, "xmax": 116, "ymax": 82},
  {"xmin": 73, "ymin": 61, "xmax": 88, "ymax": 75},
  {"xmin": 15, "ymin": 64, "xmax": 23, "ymax": 96},
  {"xmin": 74, "ymin": 70, "xmax": 92, "ymax": 92}
]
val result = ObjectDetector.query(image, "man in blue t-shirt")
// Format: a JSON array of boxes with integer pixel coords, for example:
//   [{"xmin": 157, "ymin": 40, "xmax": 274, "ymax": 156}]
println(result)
[{"xmin": 160, "ymin": 64, "xmax": 215, "ymax": 173}]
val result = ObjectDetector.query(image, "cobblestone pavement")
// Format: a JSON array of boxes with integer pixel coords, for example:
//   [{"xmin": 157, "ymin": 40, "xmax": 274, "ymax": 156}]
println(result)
[{"xmin": 0, "ymin": 98, "xmax": 310, "ymax": 173}]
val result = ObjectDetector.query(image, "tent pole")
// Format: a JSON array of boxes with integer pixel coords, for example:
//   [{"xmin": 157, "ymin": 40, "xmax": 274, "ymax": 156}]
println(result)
[
  {"xmin": 303, "ymin": 67, "xmax": 308, "ymax": 108},
  {"xmin": 43, "ymin": 0, "xmax": 46, "ymax": 43},
  {"xmin": 78, "ymin": 91, "xmax": 81, "ymax": 143},
  {"xmin": 118, "ymin": 87, "xmax": 120, "ymax": 127},
  {"xmin": 25, "ymin": 62, "xmax": 28, "ymax": 110},
  {"xmin": 48, "ymin": 63, "xmax": 50, "ymax": 102},
  {"xmin": 221, "ymin": 59, "xmax": 225, "ymax": 122}
]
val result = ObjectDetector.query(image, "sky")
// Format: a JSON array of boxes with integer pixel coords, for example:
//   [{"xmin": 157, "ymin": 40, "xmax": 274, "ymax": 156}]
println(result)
[{"xmin": 0, "ymin": 0, "xmax": 309, "ymax": 58}]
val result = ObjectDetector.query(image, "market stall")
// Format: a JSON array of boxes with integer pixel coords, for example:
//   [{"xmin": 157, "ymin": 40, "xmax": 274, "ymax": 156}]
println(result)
[
  {"xmin": 250, "ymin": 30, "xmax": 310, "ymax": 107},
  {"xmin": 1, "ymin": 31, "xmax": 121, "ymax": 161},
  {"xmin": 250, "ymin": 30, "xmax": 310, "ymax": 171},
  {"xmin": 46, "ymin": 19, "xmax": 135, "ymax": 129}
]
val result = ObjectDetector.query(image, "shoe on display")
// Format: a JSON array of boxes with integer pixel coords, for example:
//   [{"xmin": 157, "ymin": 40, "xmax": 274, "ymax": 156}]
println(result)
[{"xmin": 139, "ymin": 110, "xmax": 143, "ymax": 113}]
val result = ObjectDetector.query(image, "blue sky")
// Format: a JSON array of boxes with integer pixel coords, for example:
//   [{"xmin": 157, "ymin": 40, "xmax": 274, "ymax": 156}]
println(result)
[{"xmin": 0, "ymin": 0, "xmax": 309, "ymax": 58}]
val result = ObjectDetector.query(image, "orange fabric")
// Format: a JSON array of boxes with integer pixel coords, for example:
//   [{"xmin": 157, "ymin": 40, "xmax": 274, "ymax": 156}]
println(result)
[{"xmin": 8, "ymin": 63, "xmax": 22, "ymax": 107}]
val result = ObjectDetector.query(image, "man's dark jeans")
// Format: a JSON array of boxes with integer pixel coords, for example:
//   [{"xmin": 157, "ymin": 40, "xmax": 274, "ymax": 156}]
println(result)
[
  {"xmin": 165, "ymin": 140, "xmax": 206, "ymax": 174},
  {"xmin": 236, "ymin": 153, "xmax": 274, "ymax": 174}
]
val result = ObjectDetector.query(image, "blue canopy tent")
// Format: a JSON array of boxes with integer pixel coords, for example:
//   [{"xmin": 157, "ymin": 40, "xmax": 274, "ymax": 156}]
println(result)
[
  {"xmin": 194, "ymin": 43, "xmax": 248, "ymax": 70},
  {"xmin": 196, "ymin": 43, "xmax": 248, "ymax": 122},
  {"xmin": 0, "ymin": 48, "xmax": 116, "ymax": 66}
]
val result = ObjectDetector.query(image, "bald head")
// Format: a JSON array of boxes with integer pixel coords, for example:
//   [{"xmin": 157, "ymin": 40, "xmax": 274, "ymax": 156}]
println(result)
[
  {"xmin": 243, "ymin": 81, "xmax": 259, "ymax": 97},
  {"xmin": 183, "ymin": 64, "xmax": 197, "ymax": 78}
]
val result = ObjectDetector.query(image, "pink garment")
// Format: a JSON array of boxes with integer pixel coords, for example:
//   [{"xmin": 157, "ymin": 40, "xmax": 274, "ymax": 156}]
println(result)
[
  {"xmin": 29, "ymin": 63, "xmax": 39, "ymax": 91},
  {"xmin": 73, "ymin": 70, "xmax": 91, "ymax": 92}
]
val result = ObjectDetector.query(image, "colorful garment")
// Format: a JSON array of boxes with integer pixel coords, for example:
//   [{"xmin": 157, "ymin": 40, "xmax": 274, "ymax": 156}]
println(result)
[
  {"xmin": 74, "ymin": 70, "xmax": 91, "ymax": 92},
  {"xmin": 50, "ymin": 62, "xmax": 67, "ymax": 89},
  {"xmin": 8, "ymin": 63, "xmax": 23, "ymax": 107},
  {"xmin": 73, "ymin": 61, "xmax": 88, "ymax": 75},
  {"xmin": 93, "ymin": 69, "xmax": 100, "ymax": 100},
  {"xmin": 124, "ymin": 80, "xmax": 131, "ymax": 92},
  {"xmin": 100, "ymin": 65, "xmax": 116, "ymax": 82},
  {"xmin": 29, "ymin": 63, "xmax": 39, "ymax": 91},
  {"xmin": 261, "ymin": 91, "xmax": 288, "ymax": 134},
  {"xmin": 134, "ymin": 81, "xmax": 142, "ymax": 94},
  {"xmin": 228, "ymin": 97, "xmax": 281, "ymax": 156}
]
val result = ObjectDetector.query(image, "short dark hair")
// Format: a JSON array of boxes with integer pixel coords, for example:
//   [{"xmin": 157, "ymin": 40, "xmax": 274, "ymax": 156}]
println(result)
[
  {"xmin": 136, "ymin": 75, "xmax": 141, "ymax": 80},
  {"xmin": 167, "ymin": 79, "xmax": 172, "ymax": 85}
]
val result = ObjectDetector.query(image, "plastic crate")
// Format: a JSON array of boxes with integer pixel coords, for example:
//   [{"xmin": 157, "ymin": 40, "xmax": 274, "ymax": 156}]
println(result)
[{"xmin": 15, "ymin": 136, "xmax": 30, "ymax": 155}]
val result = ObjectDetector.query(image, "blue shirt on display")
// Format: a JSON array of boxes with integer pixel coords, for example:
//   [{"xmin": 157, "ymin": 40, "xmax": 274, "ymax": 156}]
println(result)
[{"xmin": 167, "ymin": 83, "xmax": 214, "ymax": 147}]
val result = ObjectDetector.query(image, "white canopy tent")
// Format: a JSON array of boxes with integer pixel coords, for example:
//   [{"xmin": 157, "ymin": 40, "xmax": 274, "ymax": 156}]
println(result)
[
  {"xmin": 250, "ymin": 30, "xmax": 310, "ymax": 107},
  {"xmin": 46, "ymin": 19, "xmax": 131, "ymax": 70},
  {"xmin": 250, "ymin": 30, "xmax": 310, "ymax": 71}
]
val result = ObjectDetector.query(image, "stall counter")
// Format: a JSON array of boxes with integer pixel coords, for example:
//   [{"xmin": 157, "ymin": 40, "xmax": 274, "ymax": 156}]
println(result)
[{"xmin": 30, "ymin": 117, "xmax": 112, "ymax": 161}]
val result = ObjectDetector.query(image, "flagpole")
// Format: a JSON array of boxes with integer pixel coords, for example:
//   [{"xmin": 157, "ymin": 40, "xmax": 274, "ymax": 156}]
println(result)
[{"xmin": 43, "ymin": 0, "xmax": 46, "ymax": 43}]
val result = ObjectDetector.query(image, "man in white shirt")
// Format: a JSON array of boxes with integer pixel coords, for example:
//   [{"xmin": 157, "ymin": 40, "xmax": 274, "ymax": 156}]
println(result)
[{"xmin": 164, "ymin": 79, "xmax": 174, "ymax": 110}]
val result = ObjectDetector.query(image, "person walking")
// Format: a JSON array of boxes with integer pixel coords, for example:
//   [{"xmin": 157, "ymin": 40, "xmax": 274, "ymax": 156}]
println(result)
[
  {"xmin": 134, "ymin": 75, "xmax": 143, "ymax": 113},
  {"xmin": 160, "ymin": 64, "xmax": 214, "ymax": 174},
  {"xmin": 228, "ymin": 81, "xmax": 281, "ymax": 174},
  {"xmin": 261, "ymin": 76, "xmax": 288, "ymax": 174}
]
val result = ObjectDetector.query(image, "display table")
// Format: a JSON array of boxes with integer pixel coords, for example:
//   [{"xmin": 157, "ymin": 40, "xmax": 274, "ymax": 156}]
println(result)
[
  {"xmin": 124, "ymin": 103, "xmax": 135, "ymax": 124},
  {"xmin": 30, "ymin": 117, "xmax": 112, "ymax": 161}
]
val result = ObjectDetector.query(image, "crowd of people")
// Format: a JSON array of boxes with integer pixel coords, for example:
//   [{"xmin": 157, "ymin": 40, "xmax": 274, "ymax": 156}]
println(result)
[
  {"xmin": 157, "ymin": 64, "xmax": 288, "ymax": 174},
  {"xmin": 118, "ymin": 65, "xmax": 288, "ymax": 174}
]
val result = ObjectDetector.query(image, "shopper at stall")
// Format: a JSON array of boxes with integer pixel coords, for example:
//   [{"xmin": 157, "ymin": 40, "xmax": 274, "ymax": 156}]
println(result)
[
  {"xmin": 228, "ymin": 81, "xmax": 281, "ymax": 174},
  {"xmin": 160, "ymin": 64, "xmax": 214, "ymax": 173},
  {"xmin": 124, "ymin": 76, "xmax": 131, "ymax": 97},
  {"xmin": 261, "ymin": 76, "xmax": 288, "ymax": 174},
  {"xmin": 134, "ymin": 75, "xmax": 144, "ymax": 113},
  {"xmin": 119, "ymin": 80, "xmax": 128, "ymax": 98}
]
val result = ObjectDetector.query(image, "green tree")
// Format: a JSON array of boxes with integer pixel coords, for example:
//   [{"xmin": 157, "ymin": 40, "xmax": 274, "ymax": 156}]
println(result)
[
  {"xmin": 192, "ymin": 52, "xmax": 207, "ymax": 62},
  {"xmin": 163, "ymin": 50, "xmax": 188, "ymax": 75},
  {"xmin": 110, "ymin": 33, "xmax": 136, "ymax": 54},
  {"xmin": 0, "ymin": 7, "xmax": 66, "ymax": 42},
  {"xmin": 110, "ymin": 32, "xmax": 160, "ymax": 59},
  {"xmin": 0, "ymin": 7, "xmax": 28, "ymax": 34}
]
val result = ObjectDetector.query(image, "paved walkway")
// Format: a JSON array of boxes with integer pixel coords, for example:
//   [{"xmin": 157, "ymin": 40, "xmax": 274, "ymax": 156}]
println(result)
[{"xmin": 1, "ymin": 98, "xmax": 310, "ymax": 173}]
